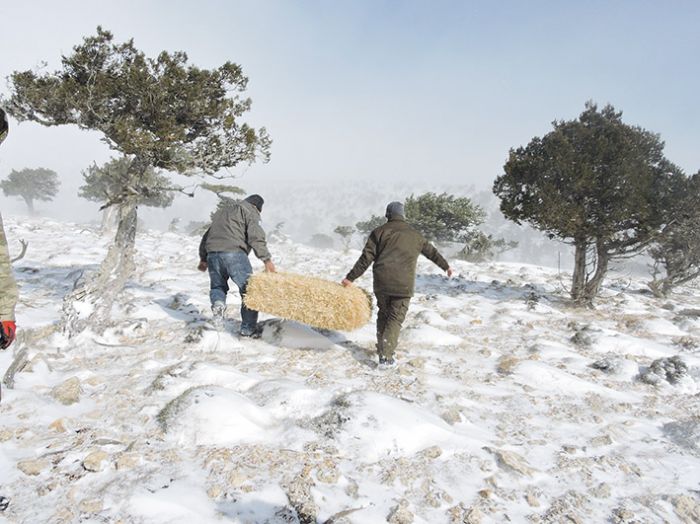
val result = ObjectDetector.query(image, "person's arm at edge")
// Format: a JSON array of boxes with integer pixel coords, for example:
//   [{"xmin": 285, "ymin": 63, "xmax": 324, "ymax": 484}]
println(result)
[
  {"xmin": 198, "ymin": 228, "xmax": 210, "ymax": 271},
  {"xmin": 0, "ymin": 214, "xmax": 18, "ymax": 348}
]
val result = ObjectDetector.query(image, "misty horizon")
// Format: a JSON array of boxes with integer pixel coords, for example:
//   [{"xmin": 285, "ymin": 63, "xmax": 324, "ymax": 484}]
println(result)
[{"xmin": 1, "ymin": 1, "xmax": 698, "ymax": 264}]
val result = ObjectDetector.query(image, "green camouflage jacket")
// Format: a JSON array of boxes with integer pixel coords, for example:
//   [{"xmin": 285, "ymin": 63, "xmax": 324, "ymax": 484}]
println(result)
[{"xmin": 0, "ymin": 213, "xmax": 18, "ymax": 321}]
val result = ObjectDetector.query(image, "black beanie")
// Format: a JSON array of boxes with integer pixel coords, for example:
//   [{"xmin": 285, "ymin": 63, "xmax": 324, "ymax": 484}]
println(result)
[{"xmin": 244, "ymin": 194, "xmax": 264, "ymax": 212}]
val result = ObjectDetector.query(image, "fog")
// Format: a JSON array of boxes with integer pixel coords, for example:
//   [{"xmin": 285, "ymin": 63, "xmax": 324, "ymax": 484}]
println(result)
[{"xmin": 1, "ymin": 1, "xmax": 698, "ymax": 260}]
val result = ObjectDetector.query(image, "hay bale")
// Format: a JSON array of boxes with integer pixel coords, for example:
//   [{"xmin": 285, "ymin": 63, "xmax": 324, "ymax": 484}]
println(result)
[{"xmin": 244, "ymin": 272, "xmax": 371, "ymax": 331}]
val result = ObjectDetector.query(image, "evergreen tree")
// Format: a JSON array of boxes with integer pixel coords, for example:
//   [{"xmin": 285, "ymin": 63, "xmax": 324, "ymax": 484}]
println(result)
[
  {"xmin": 201, "ymin": 183, "xmax": 246, "ymax": 222},
  {"xmin": 80, "ymin": 157, "xmax": 175, "ymax": 209},
  {"xmin": 355, "ymin": 215, "xmax": 386, "ymax": 236},
  {"xmin": 309, "ymin": 233, "xmax": 334, "ymax": 249},
  {"xmin": 404, "ymin": 192, "xmax": 485, "ymax": 243},
  {"xmin": 200, "ymin": 183, "xmax": 246, "ymax": 200},
  {"xmin": 334, "ymin": 225, "xmax": 355, "ymax": 252},
  {"xmin": 1, "ymin": 167, "xmax": 59, "ymax": 213},
  {"xmin": 648, "ymin": 171, "xmax": 700, "ymax": 296},
  {"xmin": 458, "ymin": 231, "xmax": 518, "ymax": 263},
  {"xmin": 210, "ymin": 196, "xmax": 239, "ymax": 221},
  {"xmin": 493, "ymin": 102, "xmax": 680, "ymax": 305},
  {"xmin": 5, "ymin": 27, "xmax": 270, "ymax": 333}
]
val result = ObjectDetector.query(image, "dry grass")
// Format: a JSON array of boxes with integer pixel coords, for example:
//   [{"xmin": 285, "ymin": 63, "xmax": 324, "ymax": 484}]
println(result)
[{"xmin": 244, "ymin": 272, "xmax": 372, "ymax": 331}]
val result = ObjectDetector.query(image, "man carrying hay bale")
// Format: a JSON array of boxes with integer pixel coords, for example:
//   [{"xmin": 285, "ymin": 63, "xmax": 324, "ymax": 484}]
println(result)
[
  {"xmin": 342, "ymin": 201, "xmax": 453, "ymax": 366},
  {"xmin": 198, "ymin": 194, "xmax": 276, "ymax": 336}
]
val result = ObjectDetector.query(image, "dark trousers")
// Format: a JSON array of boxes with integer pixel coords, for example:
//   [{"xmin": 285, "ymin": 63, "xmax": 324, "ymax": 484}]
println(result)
[{"xmin": 376, "ymin": 294, "xmax": 411, "ymax": 359}]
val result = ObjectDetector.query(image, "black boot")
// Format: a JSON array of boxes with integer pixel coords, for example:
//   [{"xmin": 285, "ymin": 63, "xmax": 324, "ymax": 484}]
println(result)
[{"xmin": 378, "ymin": 355, "xmax": 395, "ymax": 366}]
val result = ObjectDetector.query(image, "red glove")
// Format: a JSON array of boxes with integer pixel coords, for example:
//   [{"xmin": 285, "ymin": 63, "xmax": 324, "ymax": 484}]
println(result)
[{"xmin": 1, "ymin": 321, "xmax": 16, "ymax": 349}]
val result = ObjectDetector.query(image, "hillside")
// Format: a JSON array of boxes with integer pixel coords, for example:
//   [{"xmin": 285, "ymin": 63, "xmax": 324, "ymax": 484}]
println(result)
[{"xmin": 0, "ymin": 216, "xmax": 699, "ymax": 523}]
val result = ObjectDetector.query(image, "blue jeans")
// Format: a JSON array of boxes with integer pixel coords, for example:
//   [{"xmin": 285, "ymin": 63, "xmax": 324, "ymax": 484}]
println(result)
[{"xmin": 207, "ymin": 251, "xmax": 258, "ymax": 333}]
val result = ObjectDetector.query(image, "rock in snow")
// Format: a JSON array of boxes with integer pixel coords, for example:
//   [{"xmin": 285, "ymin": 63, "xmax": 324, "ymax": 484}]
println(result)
[
  {"xmin": 640, "ymin": 355, "xmax": 688, "ymax": 385},
  {"xmin": 591, "ymin": 356, "xmax": 623, "ymax": 375},
  {"xmin": 485, "ymin": 447, "xmax": 536, "ymax": 476},
  {"xmin": 82, "ymin": 450, "xmax": 109, "ymax": 472},
  {"xmin": 50, "ymin": 377, "xmax": 82, "ymax": 405},
  {"xmin": 17, "ymin": 458, "xmax": 48, "ymax": 476}
]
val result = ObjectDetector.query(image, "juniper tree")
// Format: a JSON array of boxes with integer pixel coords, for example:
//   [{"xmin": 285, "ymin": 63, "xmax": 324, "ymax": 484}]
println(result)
[
  {"xmin": 494, "ymin": 102, "xmax": 679, "ymax": 305},
  {"xmin": 80, "ymin": 157, "xmax": 175, "ymax": 232},
  {"xmin": 309, "ymin": 233, "xmax": 334, "ymax": 249},
  {"xmin": 356, "ymin": 193, "xmax": 495, "ymax": 256},
  {"xmin": 5, "ymin": 27, "xmax": 270, "ymax": 333},
  {"xmin": 334, "ymin": 225, "xmax": 355, "ymax": 252},
  {"xmin": 356, "ymin": 215, "xmax": 386, "ymax": 237},
  {"xmin": 1, "ymin": 167, "xmax": 59, "ymax": 213},
  {"xmin": 200, "ymin": 183, "xmax": 246, "ymax": 200},
  {"xmin": 80, "ymin": 157, "xmax": 175, "ymax": 209},
  {"xmin": 201, "ymin": 183, "xmax": 246, "ymax": 222},
  {"xmin": 404, "ymin": 192, "xmax": 485, "ymax": 243},
  {"xmin": 458, "ymin": 231, "xmax": 518, "ymax": 263},
  {"xmin": 648, "ymin": 171, "xmax": 700, "ymax": 296}
]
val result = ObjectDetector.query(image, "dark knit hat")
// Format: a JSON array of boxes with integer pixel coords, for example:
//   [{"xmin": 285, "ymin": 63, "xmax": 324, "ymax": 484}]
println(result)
[
  {"xmin": 244, "ymin": 194, "xmax": 264, "ymax": 212},
  {"xmin": 385, "ymin": 201, "xmax": 405, "ymax": 219}
]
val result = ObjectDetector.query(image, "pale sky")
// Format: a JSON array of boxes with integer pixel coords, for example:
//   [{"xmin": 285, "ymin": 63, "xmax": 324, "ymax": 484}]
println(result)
[{"xmin": 0, "ymin": 0, "xmax": 698, "ymax": 223}]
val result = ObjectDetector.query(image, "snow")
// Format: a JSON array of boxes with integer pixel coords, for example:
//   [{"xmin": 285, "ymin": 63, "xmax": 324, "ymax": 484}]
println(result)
[
  {"xmin": 333, "ymin": 391, "xmax": 485, "ymax": 462},
  {"xmin": 162, "ymin": 386, "xmax": 299, "ymax": 448},
  {"xmin": 1, "ymin": 215, "xmax": 699, "ymax": 523},
  {"xmin": 129, "ymin": 475, "xmax": 222, "ymax": 523},
  {"xmin": 402, "ymin": 324, "xmax": 463, "ymax": 346}
]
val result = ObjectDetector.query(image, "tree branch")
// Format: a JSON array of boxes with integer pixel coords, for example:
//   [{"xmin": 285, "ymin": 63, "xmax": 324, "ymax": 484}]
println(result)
[{"xmin": 10, "ymin": 240, "xmax": 28, "ymax": 263}]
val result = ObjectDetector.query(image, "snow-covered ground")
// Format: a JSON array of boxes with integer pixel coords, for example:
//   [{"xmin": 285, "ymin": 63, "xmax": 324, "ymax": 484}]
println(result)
[{"xmin": 1, "ymin": 215, "xmax": 699, "ymax": 524}]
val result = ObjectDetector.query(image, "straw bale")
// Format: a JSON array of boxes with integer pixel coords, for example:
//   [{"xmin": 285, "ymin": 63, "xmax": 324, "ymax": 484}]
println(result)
[{"xmin": 244, "ymin": 272, "xmax": 372, "ymax": 331}]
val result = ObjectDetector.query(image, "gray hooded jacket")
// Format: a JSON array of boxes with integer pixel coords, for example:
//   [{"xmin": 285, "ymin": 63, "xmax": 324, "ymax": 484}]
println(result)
[{"xmin": 199, "ymin": 200, "xmax": 271, "ymax": 262}]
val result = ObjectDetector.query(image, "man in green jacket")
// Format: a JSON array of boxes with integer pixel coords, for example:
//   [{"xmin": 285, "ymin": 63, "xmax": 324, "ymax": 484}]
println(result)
[
  {"xmin": 342, "ymin": 201, "xmax": 452, "ymax": 365},
  {"xmin": 198, "ymin": 195, "xmax": 276, "ymax": 336},
  {"xmin": 0, "ymin": 108, "xmax": 18, "ymax": 349}
]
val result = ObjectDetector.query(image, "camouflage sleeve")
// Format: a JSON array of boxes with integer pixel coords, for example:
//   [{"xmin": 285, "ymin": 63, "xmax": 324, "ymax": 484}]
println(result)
[
  {"xmin": 246, "ymin": 213, "xmax": 271, "ymax": 262},
  {"xmin": 199, "ymin": 228, "xmax": 210, "ymax": 262},
  {"xmin": 0, "ymin": 214, "xmax": 18, "ymax": 321},
  {"xmin": 346, "ymin": 231, "xmax": 378, "ymax": 281},
  {"xmin": 421, "ymin": 241, "xmax": 450, "ymax": 272}
]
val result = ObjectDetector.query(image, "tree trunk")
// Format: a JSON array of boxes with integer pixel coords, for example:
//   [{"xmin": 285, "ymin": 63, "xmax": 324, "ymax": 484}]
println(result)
[
  {"xmin": 571, "ymin": 239, "xmax": 587, "ymax": 303},
  {"xmin": 24, "ymin": 197, "xmax": 34, "ymax": 214},
  {"xmin": 571, "ymin": 238, "xmax": 610, "ymax": 306},
  {"xmin": 582, "ymin": 240, "xmax": 609, "ymax": 303},
  {"xmin": 101, "ymin": 201, "xmax": 138, "ymax": 287},
  {"xmin": 61, "ymin": 157, "xmax": 145, "ymax": 337},
  {"xmin": 100, "ymin": 205, "xmax": 119, "ymax": 236},
  {"xmin": 62, "ymin": 200, "xmax": 138, "ymax": 336},
  {"xmin": 647, "ymin": 279, "xmax": 666, "ymax": 299}
]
